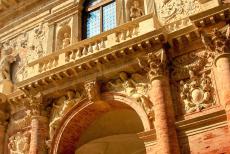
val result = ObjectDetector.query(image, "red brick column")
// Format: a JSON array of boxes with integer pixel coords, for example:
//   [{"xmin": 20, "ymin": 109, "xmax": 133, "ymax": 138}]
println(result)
[
  {"xmin": 29, "ymin": 116, "xmax": 48, "ymax": 154},
  {"xmin": 148, "ymin": 76, "xmax": 180, "ymax": 154},
  {"xmin": 214, "ymin": 53, "xmax": 230, "ymax": 127},
  {"xmin": 0, "ymin": 124, "xmax": 5, "ymax": 154}
]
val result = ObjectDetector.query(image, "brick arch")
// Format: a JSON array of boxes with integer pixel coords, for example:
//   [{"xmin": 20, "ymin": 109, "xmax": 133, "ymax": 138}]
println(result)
[{"xmin": 51, "ymin": 92, "xmax": 151, "ymax": 154}]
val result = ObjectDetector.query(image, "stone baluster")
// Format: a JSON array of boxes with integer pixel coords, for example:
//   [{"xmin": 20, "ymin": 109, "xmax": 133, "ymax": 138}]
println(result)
[{"xmin": 138, "ymin": 49, "xmax": 180, "ymax": 154}]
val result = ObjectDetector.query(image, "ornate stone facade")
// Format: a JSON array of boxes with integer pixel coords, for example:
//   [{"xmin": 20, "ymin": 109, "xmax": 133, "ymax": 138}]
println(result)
[{"xmin": 0, "ymin": 0, "xmax": 230, "ymax": 154}]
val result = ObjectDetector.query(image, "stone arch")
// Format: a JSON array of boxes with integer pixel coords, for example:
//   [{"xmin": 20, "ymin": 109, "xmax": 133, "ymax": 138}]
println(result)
[{"xmin": 51, "ymin": 92, "xmax": 151, "ymax": 154}]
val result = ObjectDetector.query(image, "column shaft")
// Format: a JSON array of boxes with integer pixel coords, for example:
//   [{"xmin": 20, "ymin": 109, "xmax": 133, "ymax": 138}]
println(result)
[
  {"xmin": 214, "ymin": 54, "xmax": 230, "ymax": 127},
  {"xmin": 29, "ymin": 116, "xmax": 48, "ymax": 154},
  {"xmin": 148, "ymin": 77, "xmax": 180, "ymax": 154}
]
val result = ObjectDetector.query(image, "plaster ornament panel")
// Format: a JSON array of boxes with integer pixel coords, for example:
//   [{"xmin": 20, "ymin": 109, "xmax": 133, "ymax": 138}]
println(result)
[
  {"xmin": 103, "ymin": 72, "xmax": 154, "ymax": 120},
  {"xmin": 56, "ymin": 18, "xmax": 72, "ymax": 50},
  {"xmin": 49, "ymin": 90, "xmax": 82, "ymax": 140},
  {"xmin": 8, "ymin": 131, "xmax": 30, "ymax": 154},
  {"xmin": 155, "ymin": 0, "xmax": 201, "ymax": 24},
  {"xmin": 179, "ymin": 70, "xmax": 216, "ymax": 114},
  {"xmin": 138, "ymin": 49, "xmax": 167, "ymax": 82}
]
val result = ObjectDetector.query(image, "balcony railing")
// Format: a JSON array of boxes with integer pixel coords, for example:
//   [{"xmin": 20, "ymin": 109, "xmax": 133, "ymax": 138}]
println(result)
[{"xmin": 22, "ymin": 14, "xmax": 157, "ymax": 83}]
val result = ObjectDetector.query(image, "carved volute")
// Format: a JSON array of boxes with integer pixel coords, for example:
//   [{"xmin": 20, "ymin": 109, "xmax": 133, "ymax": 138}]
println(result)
[{"xmin": 84, "ymin": 81, "xmax": 100, "ymax": 102}]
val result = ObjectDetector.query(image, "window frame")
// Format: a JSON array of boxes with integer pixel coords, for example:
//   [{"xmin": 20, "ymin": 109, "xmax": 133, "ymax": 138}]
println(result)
[{"xmin": 83, "ymin": 0, "xmax": 116, "ymax": 39}]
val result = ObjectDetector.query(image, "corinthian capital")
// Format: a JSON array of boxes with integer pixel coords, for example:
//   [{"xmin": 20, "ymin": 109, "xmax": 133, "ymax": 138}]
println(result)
[
  {"xmin": 138, "ymin": 49, "xmax": 167, "ymax": 82},
  {"xmin": 201, "ymin": 25, "xmax": 230, "ymax": 55}
]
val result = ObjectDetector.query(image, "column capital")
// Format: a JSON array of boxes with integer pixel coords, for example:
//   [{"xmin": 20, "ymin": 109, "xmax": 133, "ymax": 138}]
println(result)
[
  {"xmin": 84, "ymin": 80, "xmax": 101, "ymax": 102},
  {"xmin": 138, "ymin": 49, "xmax": 167, "ymax": 82},
  {"xmin": 201, "ymin": 25, "xmax": 230, "ymax": 57}
]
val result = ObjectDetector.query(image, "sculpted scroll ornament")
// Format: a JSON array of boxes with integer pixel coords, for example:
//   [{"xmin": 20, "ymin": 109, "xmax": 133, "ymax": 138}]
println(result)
[
  {"xmin": 179, "ymin": 71, "xmax": 215, "ymax": 114},
  {"xmin": 8, "ymin": 131, "xmax": 30, "ymax": 154},
  {"xmin": 84, "ymin": 81, "xmax": 100, "ymax": 101}
]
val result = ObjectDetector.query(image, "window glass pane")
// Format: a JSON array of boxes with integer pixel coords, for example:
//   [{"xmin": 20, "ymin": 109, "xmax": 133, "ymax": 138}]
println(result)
[
  {"xmin": 88, "ymin": 0, "xmax": 102, "ymax": 6},
  {"xmin": 103, "ymin": 2, "xmax": 116, "ymax": 32},
  {"xmin": 86, "ymin": 9, "xmax": 101, "ymax": 38}
]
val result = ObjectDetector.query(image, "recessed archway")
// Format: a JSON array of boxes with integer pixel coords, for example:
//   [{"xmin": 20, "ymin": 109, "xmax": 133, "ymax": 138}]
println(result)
[{"xmin": 51, "ymin": 93, "xmax": 151, "ymax": 154}]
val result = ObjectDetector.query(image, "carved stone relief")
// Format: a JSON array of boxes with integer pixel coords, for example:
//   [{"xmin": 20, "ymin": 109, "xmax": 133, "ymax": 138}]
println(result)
[
  {"xmin": 155, "ymin": 0, "xmax": 201, "ymax": 24},
  {"xmin": 8, "ymin": 131, "xmax": 30, "ymax": 154},
  {"xmin": 179, "ymin": 70, "xmax": 215, "ymax": 114},
  {"xmin": 171, "ymin": 50, "xmax": 216, "ymax": 115}
]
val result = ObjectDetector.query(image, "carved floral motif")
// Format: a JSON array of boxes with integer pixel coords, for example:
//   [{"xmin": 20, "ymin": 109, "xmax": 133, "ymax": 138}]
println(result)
[{"xmin": 8, "ymin": 131, "xmax": 30, "ymax": 154}]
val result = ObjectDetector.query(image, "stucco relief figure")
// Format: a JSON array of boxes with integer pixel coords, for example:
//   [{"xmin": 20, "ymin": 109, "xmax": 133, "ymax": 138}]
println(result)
[
  {"xmin": 0, "ymin": 41, "xmax": 17, "ymax": 81},
  {"xmin": 62, "ymin": 33, "xmax": 71, "ymax": 49},
  {"xmin": 179, "ymin": 70, "xmax": 215, "ymax": 114},
  {"xmin": 130, "ymin": 1, "xmax": 144, "ymax": 21},
  {"xmin": 8, "ymin": 131, "xmax": 30, "ymax": 154}
]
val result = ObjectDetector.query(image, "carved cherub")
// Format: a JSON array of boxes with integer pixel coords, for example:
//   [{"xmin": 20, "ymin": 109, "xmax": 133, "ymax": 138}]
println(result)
[{"xmin": 130, "ymin": 1, "xmax": 144, "ymax": 21}]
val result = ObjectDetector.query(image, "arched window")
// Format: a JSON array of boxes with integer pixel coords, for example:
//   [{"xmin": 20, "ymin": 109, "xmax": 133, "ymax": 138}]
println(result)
[{"xmin": 83, "ymin": 0, "xmax": 116, "ymax": 38}]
